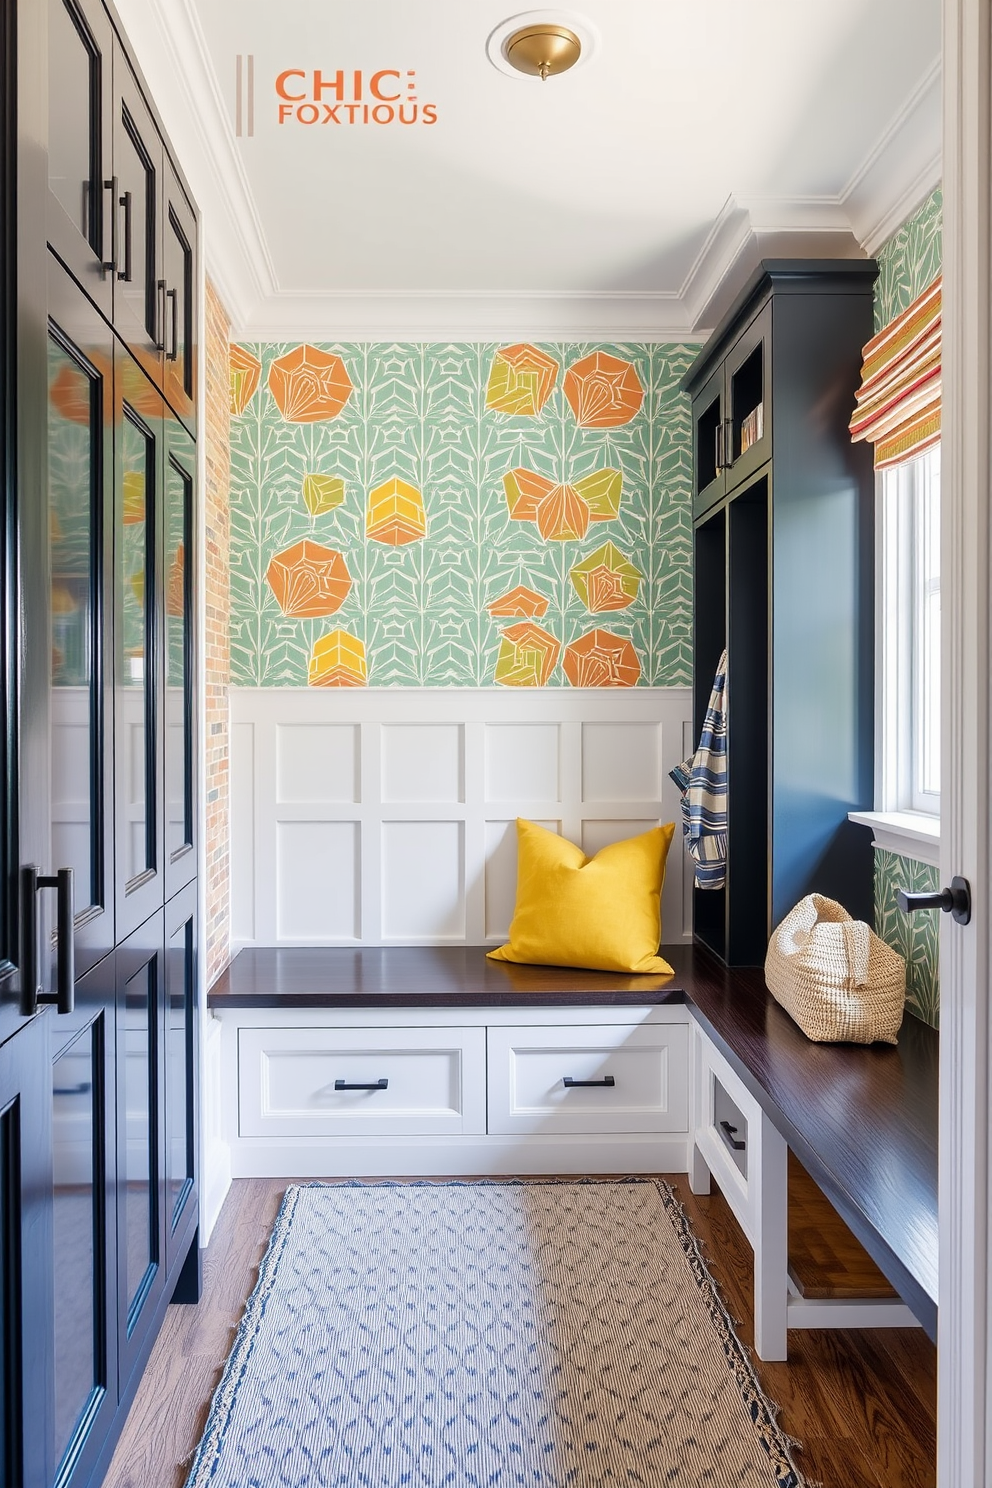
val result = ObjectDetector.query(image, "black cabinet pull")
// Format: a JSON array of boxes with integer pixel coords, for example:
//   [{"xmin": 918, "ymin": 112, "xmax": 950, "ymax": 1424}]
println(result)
[
  {"xmin": 166, "ymin": 286, "xmax": 179, "ymax": 361},
  {"xmin": 897, "ymin": 877, "xmax": 972, "ymax": 926},
  {"xmin": 118, "ymin": 189, "xmax": 133, "ymax": 282},
  {"xmin": 719, "ymin": 1119, "xmax": 746, "ymax": 1152},
  {"xmin": 334, "ymin": 1078, "xmax": 388, "ymax": 1091},
  {"xmin": 19, "ymin": 866, "xmax": 74, "ymax": 1017},
  {"xmin": 155, "ymin": 280, "xmax": 167, "ymax": 352},
  {"xmin": 563, "ymin": 1075, "xmax": 615, "ymax": 1088},
  {"xmin": 102, "ymin": 176, "xmax": 118, "ymax": 273}
]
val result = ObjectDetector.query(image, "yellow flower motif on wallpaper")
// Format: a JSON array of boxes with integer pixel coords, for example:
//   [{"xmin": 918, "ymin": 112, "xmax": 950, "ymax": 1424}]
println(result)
[
  {"xmin": 502, "ymin": 466, "xmax": 623, "ymax": 542},
  {"xmin": 230, "ymin": 345, "xmax": 262, "ymax": 415},
  {"xmin": 494, "ymin": 622, "xmax": 561, "ymax": 687},
  {"xmin": 563, "ymin": 629, "xmax": 641, "ymax": 687},
  {"xmin": 308, "ymin": 630, "xmax": 367, "ymax": 687},
  {"xmin": 302, "ymin": 472, "xmax": 346, "ymax": 517},
  {"xmin": 563, "ymin": 351, "xmax": 644, "ymax": 428},
  {"xmin": 366, "ymin": 477, "xmax": 427, "ymax": 545},
  {"xmin": 570, "ymin": 542, "xmax": 642, "ymax": 612},
  {"xmin": 485, "ymin": 343, "xmax": 559, "ymax": 417},
  {"xmin": 122, "ymin": 470, "xmax": 145, "ymax": 525},
  {"xmin": 268, "ymin": 345, "xmax": 354, "ymax": 423}
]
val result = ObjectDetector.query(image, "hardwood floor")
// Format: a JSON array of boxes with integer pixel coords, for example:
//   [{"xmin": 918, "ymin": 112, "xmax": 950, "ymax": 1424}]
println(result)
[{"xmin": 101, "ymin": 1176, "xmax": 937, "ymax": 1488}]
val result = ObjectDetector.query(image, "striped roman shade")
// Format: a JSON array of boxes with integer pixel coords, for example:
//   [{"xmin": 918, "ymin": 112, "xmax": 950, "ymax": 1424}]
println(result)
[{"xmin": 849, "ymin": 275, "xmax": 941, "ymax": 469}]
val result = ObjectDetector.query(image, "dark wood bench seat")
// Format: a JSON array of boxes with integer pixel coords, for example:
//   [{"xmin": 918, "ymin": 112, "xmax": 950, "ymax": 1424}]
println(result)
[{"xmin": 208, "ymin": 940, "xmax": 938, "ymax": 1339}]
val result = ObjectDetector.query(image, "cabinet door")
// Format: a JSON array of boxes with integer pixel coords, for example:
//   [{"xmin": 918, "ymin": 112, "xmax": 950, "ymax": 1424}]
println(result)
[
  {"xmin": 164, "ymin": 885, "xmax": 197, "ymax": 1274},
  {"xmin": 164, "ymin": 419, "xmax": 196, "ymax": 899},
  {"xmin": 46, "ymin": 0, "xmax": 114, "ymax": 319},
  {"xmin": 112, "ymin": 54, "xmax": 164, "ymax": 385},
  {"xmin": 114, "ymin": 349, "xmax": 165, "ymax": 940},
  {"xmin": 724, "ymin": 300, "xmax": 771, "ymax": 495},
  {"xmin": 115, "ymin": 912, "xmax": 165, "ymax": 1395},
  {"xmin": 48, "ymin": 255, "xmax": 115, "ymax": 976},
  {"xmin": 692, "ymin": 361, "xmax": 727, "ymax": 517},
  {"xmin": 0, "ymin": 1016, "xmax": 51, "ymax": 1488},
  {"xmin": 49, "ymin": 954, "xmax": 118, "ymax": 1488},
  {"xmin": 162, "ymin": 164, "xmax": 197, "ymax": 435}
]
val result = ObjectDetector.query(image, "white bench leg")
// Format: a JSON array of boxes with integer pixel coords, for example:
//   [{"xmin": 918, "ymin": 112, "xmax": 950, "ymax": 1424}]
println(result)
[
  {"xmin": 689, "ymin": 1139, "xmax": 712, "ymax": 1194},
  {"xmin": 752, "ymin": 1110, "xmax": 789, "ymax": 1361},
  {"xmin": 688, "ymin": 1026, "xmax": 712, "ymax": 1194}
]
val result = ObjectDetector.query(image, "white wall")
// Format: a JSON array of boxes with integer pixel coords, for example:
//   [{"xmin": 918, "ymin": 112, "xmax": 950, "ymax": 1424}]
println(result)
[{"xmin": 230, "ymin": 687, "xmax": 694, "ymax": 948}]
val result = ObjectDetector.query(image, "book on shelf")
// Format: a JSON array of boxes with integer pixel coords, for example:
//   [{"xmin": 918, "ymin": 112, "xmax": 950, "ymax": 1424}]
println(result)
[{"xmin": 740, "ymin": 403, "xmax": 764, "ymax": 455}]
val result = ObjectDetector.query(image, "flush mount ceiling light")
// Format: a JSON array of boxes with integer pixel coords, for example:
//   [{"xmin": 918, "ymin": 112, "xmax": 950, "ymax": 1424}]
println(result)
[
  {"xmin": 505, "ymin": 23, "xmax": 581, "ymax": 80},
  {"xmin": 487, "ymin": 12, "xmax": 599, "ymax": 82}
]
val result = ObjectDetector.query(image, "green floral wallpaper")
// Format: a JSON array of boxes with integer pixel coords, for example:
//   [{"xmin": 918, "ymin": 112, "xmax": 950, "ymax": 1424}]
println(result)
[
  {"xmin": 874, "ymin": 187, "xmax": 943, "ymax": 332},
  {"xmin": 228, "ymin": 341, "xmax": 698, "ymax": 687},
  {"xmin": 874, "ymin": 849, "xmax": 940, "ymax": 1028}
]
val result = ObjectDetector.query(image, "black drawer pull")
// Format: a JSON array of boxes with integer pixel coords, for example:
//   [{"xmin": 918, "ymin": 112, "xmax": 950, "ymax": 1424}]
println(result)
[
  {"xmin": 334, "ymin": 1078, "xmax": 388, "ymax": 1091},
  {"xmin": 563, "ymin": 1075, "xmax": 615, "ymax": 1088},
  {"xmin": 719, "ymin": 1119, "xmax": 746, "ymax": 1152}
]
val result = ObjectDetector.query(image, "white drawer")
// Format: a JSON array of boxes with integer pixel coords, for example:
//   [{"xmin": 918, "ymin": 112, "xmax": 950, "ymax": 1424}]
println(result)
[
  {"xmin": 487, "ymin": 1023, "xmax": 689, "ymax": 1135},
  {"xmin": 692, "ymin": 1024, "xmax": 764, "ymax": 1240},
  {"xmin": 238, "ymin": 1027, "xmax": 487, "ymax": 1137}
]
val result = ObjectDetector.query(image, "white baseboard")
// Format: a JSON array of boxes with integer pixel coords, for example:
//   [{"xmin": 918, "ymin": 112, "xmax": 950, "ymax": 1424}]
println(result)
[{"xmin": 226, "ymin": 1132, "xmax": 691, "ymax": 1180}]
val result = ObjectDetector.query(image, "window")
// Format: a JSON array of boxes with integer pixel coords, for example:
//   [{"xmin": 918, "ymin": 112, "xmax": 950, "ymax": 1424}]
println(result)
[{"xmin": 877, "ymin": 444, "xmax": 941, "ymax": 816}]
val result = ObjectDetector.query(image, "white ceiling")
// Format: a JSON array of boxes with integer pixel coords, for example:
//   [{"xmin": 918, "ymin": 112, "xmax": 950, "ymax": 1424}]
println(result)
[{"xmin": 116, "ymin": 0, "xmax": 942, "ymax": 339}]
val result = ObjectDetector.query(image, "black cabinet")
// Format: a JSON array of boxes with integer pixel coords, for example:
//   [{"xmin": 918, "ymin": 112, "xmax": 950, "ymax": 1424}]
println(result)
[
  {"xmin": 46, "ymin": 0, "xmax": 115, "ymax": 321},
  {"xmin": 46, "ymin": 0, "xmax": 198, "ymax": 433},
  {"xmin": 6, "ymin": 0, "xmax": 202, "ymax": 1479},
  {"xmin": 49, "ymin": 953, "xmax": 117, "ymax": 1488},
  {"xmin": 113, "ymin": 347, "xmax": 167, "ymax": 940},
  {"xmin": 685, "ymin": 261, "xmax": 877, "ymax": 965}
]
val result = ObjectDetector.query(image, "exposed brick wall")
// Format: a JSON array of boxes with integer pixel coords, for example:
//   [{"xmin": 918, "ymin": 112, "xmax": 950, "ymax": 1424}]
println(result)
[{"xmin": 204, "ymin": 279, "xmax": 232, "ymax": 986}]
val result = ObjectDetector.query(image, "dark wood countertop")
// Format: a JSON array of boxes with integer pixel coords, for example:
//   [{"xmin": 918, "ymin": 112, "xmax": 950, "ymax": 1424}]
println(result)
[
  {"xmin": 208, "ymin": 942, "xmax": 938, "ymax": 1337},
  {"xmin": 206, "ymin": 945, "xmax": 688, "ymax": 1007},
  {"xmin": 675, "ymin": 945, "xmax": 938, "ymax": 1339}
]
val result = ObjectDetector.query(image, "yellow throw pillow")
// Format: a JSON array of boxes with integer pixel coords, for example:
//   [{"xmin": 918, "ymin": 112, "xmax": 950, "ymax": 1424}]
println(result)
[{"xmin": 487, "ymin": 818, "xmax": 676, "ymax": 975}]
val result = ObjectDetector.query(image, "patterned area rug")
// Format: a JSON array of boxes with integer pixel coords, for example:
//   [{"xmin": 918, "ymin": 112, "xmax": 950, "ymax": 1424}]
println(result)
[{"xmin": 186, "ymin": 1180, "xmax": 806, "ymax": 1487}]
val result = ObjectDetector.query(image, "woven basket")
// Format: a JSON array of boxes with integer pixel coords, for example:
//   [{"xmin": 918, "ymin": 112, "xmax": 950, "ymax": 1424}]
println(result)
[{"xmin": 764, "ymin": 894, "xmax": 906, "ymax": 1045}]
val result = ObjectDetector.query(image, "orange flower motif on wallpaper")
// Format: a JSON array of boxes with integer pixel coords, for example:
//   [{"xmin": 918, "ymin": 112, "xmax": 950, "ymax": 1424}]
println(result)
[
  {"xmin": 502, "ymin": 466, "xmax": 623, "ymax": 542},
  {"xmin": 486, "ymin": 585, "xmax": 550, "ymax": 619},
  {"xmin": 167, "ymin": 542, "xmax": 185, "ymax": 618},
  {"xmin": 266, "ymin": 540, "xmax": 353, "ymax": 617},
  {"xmin": 564, "ymin": 352, "xmax": 644, "ymax": 428},
  {"xmin": 366, "ymin": 478, "xmax": 427, "ymax": 545},
  {"xmin": 494, "ymin": 622, "xmax": 561, "ymax": 687},
  {"xmin": 308, "ymin": 630, "xmax": 367, "ymax": 687},
  {"xmin": 570, "ymin": 542, "xmax": 642, "ymax": 612},
  {"xmin": 485, "ymin": 344, "xmax": 559, "ymax": 417},
  {"xmin": 230, "ymin": 345, "xmax": 262, "ymax": 415},
  {"xmin": 563, "ymin": 629, "xmax": 641, "ymax": 687},
  {"xmin": 267, "ymin": 345, "xmax": 354, "ymax": 423},
  {"xmin": 49, "ymin": 360, "xmax": 93, "ymax": 425}
]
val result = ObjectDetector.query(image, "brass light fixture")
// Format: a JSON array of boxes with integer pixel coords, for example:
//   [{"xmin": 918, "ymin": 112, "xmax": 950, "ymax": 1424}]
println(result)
[{"xmin": 504, "ymin": 23, "xmax": 582, "ymax": 80}]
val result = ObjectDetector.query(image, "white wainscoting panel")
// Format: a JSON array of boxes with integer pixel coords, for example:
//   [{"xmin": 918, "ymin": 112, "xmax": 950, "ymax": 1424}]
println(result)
[{"xmin": 231, "ymin": 687, "xmax": 694, "ymax": 947}]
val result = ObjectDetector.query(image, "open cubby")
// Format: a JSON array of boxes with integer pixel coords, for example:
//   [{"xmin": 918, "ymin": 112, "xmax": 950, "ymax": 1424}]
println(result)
[
  {"xmin": 727, "ymin": 476, "xmax": 770, "ymax": 964},
  {"xmin": 684, "ymin": 261, "xmax": 878, "ymax": 966},
  {"xmin": 732, "ymin": 344, "xmax": 763, "ymax": 459},
  {"xmin": 692, "ymin": 506, "xmax": 728, "ymax": 961}
]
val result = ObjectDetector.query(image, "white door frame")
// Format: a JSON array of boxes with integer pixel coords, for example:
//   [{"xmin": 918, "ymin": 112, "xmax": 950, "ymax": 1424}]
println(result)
[{"xmin": 938, "ymin": 2, "xmax": 991, "ymax": 1481}]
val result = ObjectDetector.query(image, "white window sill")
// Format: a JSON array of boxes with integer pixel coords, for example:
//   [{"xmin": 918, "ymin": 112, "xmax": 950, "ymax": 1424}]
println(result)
[{"xmin": 848, "ymin": 809, "xmax": 941, "ymax": 867}]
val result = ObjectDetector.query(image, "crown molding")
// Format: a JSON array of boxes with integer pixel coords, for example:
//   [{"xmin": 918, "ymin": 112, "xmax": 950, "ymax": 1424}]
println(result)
[
  {"xmin": 116, "ymin": 0, "xmax": 941, "ymax": 342},
  {"xmin": 841, "ymin": 59, "xmax": 942, "ymax": 253},
  {"xmin": 111, "ymin": 0, "xmax": 277, "ymax": 325},
  {"xmin": 231, "ymin": 290, "xmax": 695, "ymax": 344}
]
